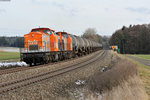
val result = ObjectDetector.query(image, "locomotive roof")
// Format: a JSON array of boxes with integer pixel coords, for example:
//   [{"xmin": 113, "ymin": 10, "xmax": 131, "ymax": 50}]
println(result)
[
  {"xmin": 56, "ymin": 32, "xmax": 67, "ymax": 34},
  {"xmin": 56, "ymin": 32, "xmax": 71, "ymax": 35},
  {"xmin": 31, "ymin": 28, "xmax": 55, "ymax": 32}
]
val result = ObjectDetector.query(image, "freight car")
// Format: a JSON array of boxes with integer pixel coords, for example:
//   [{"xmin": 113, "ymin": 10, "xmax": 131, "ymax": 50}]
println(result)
[{"xmin": 20, "ymin": 28, "xmax": 102, "ymax": 66}]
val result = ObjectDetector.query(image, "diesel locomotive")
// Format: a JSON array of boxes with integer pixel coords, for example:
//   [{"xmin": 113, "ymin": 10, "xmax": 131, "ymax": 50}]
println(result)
[{"xmin": 20, "ymin": 28, "xmax": 102, "ymax": 66}]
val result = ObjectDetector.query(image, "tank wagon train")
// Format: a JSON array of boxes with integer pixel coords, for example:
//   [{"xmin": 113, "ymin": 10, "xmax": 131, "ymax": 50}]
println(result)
[{"xmin": 20, "ymin": 28, "xmax": 102, "ymax": 66}]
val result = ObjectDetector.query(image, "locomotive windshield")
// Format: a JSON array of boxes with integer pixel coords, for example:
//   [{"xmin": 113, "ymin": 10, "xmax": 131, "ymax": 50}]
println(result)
[
  {"xmin": 62, "ymin": 33, "xmax": 68, "ymax": 37},
  {"xmin": 53, "ymin": 31, "xmax": 57, "ymax": 35},
  {"xmin": 32, "ymin": 30, "xmax": 39, "ymax": 32},
  {"xmin": 43, "ymin": 30, "xmax": 52, "ymax": 35}
]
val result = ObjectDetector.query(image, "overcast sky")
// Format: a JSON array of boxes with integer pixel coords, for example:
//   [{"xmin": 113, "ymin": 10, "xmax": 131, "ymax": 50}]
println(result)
[{"xmin": 0, "ymin": 0, "xmax": 150, "ymax": 36}]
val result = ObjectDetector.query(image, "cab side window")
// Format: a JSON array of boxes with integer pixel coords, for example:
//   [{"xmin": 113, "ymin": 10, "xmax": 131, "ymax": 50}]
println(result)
[{"xmin": 53, "ymin": 31, "xmax": 57, "ymax": 35}]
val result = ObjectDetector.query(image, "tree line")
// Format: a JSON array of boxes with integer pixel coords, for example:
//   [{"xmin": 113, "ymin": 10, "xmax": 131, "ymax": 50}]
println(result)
[
  {"xmin": 0, "ymin": 36, "xmax": 24, "ymax": 47},
  {"xmin": 109, "ymin": 24, "xmax": 150, "ymax": 54}
]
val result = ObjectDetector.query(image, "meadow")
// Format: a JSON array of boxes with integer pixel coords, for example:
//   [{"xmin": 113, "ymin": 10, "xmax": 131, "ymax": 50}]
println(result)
[
  {"xmin": 127, "ymin": 56, "xmax": 150, "ymax": 99},
  {"xmin": 134, "ymin": 55, "xmax": 150, "ymax": 60},
  {"xmin": 0, "ymin": 52, "xmax": 20, "ymax": 61},
  {"xmin": 133, "ymin": 60, "xmax": 150, "ymax": 99}
]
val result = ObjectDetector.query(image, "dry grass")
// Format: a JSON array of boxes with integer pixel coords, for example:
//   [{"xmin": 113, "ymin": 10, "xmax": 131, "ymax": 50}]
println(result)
[
  {"xmin": 101, "ymin": 75, "xmax": 148, "ymax": 100},
  {"xmin": 88, "ymin": 59, "xmax": 138, "ymax": 92},
  {"xmin": 87, "ymin": 59, "xmax": 148, "ymax": 100}
]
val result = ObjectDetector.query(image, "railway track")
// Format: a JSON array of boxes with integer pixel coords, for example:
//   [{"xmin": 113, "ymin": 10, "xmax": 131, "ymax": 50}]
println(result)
[
  {"xmin": 0, "ymin": 51, "xmax": 100, "ymax": 75},
  {"xmin": 0, "ymin": 50, "xmax": 107, "ymax": 94}
]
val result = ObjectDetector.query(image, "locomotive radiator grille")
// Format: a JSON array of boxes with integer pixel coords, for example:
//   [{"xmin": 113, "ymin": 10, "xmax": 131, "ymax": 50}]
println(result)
[{"xmin": 29, "ymin": 44, "xmax": 38, "ymax": 51}]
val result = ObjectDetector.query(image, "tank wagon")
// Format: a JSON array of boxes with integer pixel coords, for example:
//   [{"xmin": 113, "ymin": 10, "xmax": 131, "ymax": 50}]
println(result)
[{"xmin": 20, "ymin": 28, "xmax": 102, "ymax": 66}]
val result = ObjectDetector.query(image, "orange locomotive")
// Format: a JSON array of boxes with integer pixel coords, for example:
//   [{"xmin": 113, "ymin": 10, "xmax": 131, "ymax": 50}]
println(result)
[
  {"xmin": 24, "ymin": 28, "xmax": 58, "ymax": 52},
  {"xmin": 21, "ymin": 28, "xmax": 73, "ymax": 65},
  {"xmin": 56, "ymin": 32, "xmax": 72, "ymax": 51},
  {"xmin": 21, "ymin": 27, "xmax": 102, "ymax": 66}
]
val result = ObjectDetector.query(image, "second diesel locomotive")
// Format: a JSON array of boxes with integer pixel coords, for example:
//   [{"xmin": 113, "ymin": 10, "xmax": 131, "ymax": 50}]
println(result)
[{"xmin": 21, "ymin": 28, "xmax": 102, "ymax": 66}]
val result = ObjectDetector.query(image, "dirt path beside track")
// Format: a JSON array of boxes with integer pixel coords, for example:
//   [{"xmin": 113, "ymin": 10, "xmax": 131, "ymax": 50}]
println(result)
[{"xmin": 127, "ymin": 56, "xmax": 150, "ymax": 67}]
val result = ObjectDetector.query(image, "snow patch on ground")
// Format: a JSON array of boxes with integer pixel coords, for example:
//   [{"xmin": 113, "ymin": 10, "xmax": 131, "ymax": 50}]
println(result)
[
  {"xmin": 71, "ymin": 86, "xmax": 102, "ymax": 100},
  {"xmin": 75, "ymin": 80, "xmax": 86, "ymax": 85},
  {"xmin": 0, "ymin": 62, "xmax": 28, "ymax": 67},
  {"xmin": 100, "ymin": 66, "xmax": 108, "ymax": 72}
]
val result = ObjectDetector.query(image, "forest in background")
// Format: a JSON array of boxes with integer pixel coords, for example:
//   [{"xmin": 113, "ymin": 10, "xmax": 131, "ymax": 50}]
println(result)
[
  {"xmin": 110, "ymin": 24, "xmax": 150, "ymax": 54},
  {"xmin": 0, "ymin": 36, "xmax": 24, "ymax": 47}
]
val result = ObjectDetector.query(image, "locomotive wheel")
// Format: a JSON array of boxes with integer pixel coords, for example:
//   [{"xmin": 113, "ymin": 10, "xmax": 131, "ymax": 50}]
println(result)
[
  {"xmin": 68, "ymin": 53, "xmax": 72, "ymax": 59},
  {"xmin": 45, "ymin": 56, "xmax": 49, "ymax": 64},
  {"xmin": 33, "ymin": 59, "xmax": 37, "ymax": 65},
  {"xmin": 34, "ymin": 62, "xmax": 37, "ymax": 66},
  {"xmin": 84, "ymin": 52, "xmax": 87, "ymax": 55},
  {"xmin": 29, "ymin": 62, "xmax": 32, "ymax": 66},
  {"xmin": 40, "ymin": 58, "xmax": 44, "ymax": 65},
  {"xmin": 73, "ymin": 53, "xmax": 77, "ymax": 58},
  {"xmin": 52, "ymin": 54, "xmax": 58, "ymax": 62},
  {"xmin": 55, "ymin": 54, "xmax": 59, "ymax": 62}
]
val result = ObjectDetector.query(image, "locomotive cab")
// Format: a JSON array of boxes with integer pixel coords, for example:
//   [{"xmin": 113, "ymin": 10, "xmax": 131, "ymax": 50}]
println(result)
[
  {"xmin": 22, "ymin": 28, "xmax": 59, "ymax": 65},
  {"xmin": 24, "ymin": 28, "xmax": 59, "ymax": 52},
  {"xmin": 56, "ymin": 32, "xmax": 72, "ymax": 51},
  {"xmin": 24, "ymin": 28, "xmax": 50, "ymax": 52}
]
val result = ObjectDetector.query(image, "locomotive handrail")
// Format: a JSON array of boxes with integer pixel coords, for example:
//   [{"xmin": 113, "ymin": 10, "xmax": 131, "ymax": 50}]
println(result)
[{"xmin": 20, "ymin": 41, "xmax": 73, "ymax": 53}]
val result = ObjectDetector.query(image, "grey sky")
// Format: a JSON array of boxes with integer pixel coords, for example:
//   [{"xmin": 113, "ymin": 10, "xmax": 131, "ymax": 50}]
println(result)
[{"xmin": 0, "ymin": 0, "xmax": 150, "ymax": 36}]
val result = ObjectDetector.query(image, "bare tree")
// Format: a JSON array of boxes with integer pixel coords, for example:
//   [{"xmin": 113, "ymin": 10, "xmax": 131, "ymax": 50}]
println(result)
[{"xmin": 82, "ymin": 28, "xmax": 102, "ymax": 43}]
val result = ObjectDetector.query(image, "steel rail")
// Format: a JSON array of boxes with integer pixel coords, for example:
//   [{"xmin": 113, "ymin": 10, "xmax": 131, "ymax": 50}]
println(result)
[
  {"xmin": 0, "ymin": 51, "xmax": 101, "ymax": 75},
  {"xmin": 0, "ymin": 50, "xmax": 106, "ymax": 94}
]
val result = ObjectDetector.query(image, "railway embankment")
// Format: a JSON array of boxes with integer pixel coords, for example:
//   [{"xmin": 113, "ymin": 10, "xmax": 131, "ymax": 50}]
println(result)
[
  {"xmin": 0, "ymin": 50, "xmax": 110, "ymax": 99},
  {"xmin": 54, "ymin": 52, "xmax": 148, "ymax": 100},
  {"xmin": 86, "ymin": 59, "xmax": 148, "ymax": 100},
  {"xmin": 0, "ymin": 50, "xmax": 148, "ymax": 100}
]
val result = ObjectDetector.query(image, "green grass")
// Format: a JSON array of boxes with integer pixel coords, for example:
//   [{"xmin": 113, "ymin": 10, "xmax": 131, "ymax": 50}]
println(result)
[
  {"xmin": 0, "ymin": 52, "xmax": 20, "ymax": 61},
  {"xmin": 134, "ymin": 55, "xmax": 150, "ymax": 60},
  {"xmin": 137, "ymin": 64, "xmax": 150, "ymax": 99},
  {"xmin": 126, "ymin": 56, "xmax": 150, "ymax": 99}
]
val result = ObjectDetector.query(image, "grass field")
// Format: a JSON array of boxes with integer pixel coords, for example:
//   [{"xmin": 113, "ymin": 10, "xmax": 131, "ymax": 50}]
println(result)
[
  {"xmin": 138, "ymin": 63, "xmax": 150, "ymax": 99},
  {"xmin": 134, "ymin": 55, "xmax": 150, "ymax": 60},
  {"xmin": 127, "ymin": 57, "xmax": 150, "ymax": 99},
  {"xmin": 0, "ymin": 52, "xmax": 20, "ymax": 61}
]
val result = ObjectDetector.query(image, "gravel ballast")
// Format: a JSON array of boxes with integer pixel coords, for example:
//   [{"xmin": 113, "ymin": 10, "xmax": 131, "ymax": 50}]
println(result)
[
  {"xmin": 0, "ymin": 50, "xmax": 119, "ymax": 99},
  {"xmin": 0, "ymin": 51, "xmax": 100, "ymax": 83}
]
